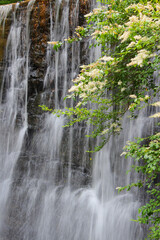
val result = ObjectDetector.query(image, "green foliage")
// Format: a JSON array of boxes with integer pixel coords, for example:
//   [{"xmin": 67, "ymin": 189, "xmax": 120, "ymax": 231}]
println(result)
[
  {"xmin": 119, "ymin": 134, "xmax": 160, "ymax": 239},
  {"xmin": 43, "ymin": 1, "xmax": 160, "ymax": 238},
  {"xmin": 0, "ymin": 0, "xmax": 24, "ymax": 5},
  {"xmin": 46, "ymin": 0, "xmax": 160, "ymax": 149}
]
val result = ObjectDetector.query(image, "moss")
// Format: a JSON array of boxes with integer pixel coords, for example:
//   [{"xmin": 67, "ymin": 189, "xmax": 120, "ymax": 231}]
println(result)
[{"xmin": 0, "ymin": 0, "xmax": 24, "ymax": 5}]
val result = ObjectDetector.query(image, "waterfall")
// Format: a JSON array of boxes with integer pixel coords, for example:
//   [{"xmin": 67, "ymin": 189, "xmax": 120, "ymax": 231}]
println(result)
[
  {"xmin": 0, "ymin": 4, "xmax": 12, "ymax": 31},
  {"xmin": 44, "ymin": 0, "xmax": 70, "ymax": 109},
  {"xmin": 0, "ymin": 0, "xmax": 155, "ymax": 239},
  {"xmin": 0, "ymin": 0, "xmax": 35, "ymax": 237}
]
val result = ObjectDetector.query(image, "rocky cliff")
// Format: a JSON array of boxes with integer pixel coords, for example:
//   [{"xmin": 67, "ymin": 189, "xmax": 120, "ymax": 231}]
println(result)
[{"xmin": 0, "ymin": 0, "xmax": 92, "ymax": 164}]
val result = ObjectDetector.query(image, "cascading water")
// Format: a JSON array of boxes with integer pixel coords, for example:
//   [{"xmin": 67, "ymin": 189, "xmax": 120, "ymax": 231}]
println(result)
[
  {"xmin": 0, "ymin": 0, "xmax": 156, "ymax": 239},
  {"xmin": 0, "ymin": 4, "xmax": 12, "ymax": 32},
  {"xmin": 0, "ymin": 0, "xmax": 35, "ymax": 237}
]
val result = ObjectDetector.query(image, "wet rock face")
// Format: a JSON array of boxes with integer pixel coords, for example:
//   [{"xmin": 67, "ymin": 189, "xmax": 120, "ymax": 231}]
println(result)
[
  {"xmin": 24, "ymin": 0, "xmax": 90, "ymax": 130},
  {"xmin": 29, "ymin": 0, "xmax": 50, "ymax": 83},
  {"xmin": 0, "ymin": 0, "xmax": 92, "ymax": 121},
  {"xmin": 26, "ymin": 0, "xmax": 93, "ymax": 169},
  {"xmin": 1, "ymin": 0, "xmax": 93, "ymax": 170},
  {"xmin": 0, "ymin": 0, "xmax": 92, "ymax": 176},
  {"xmin": 27, "ymin": 0, "xmax": 51, "ymax": 130},
  {"xmin": 0, "ymin": 2, "xmax": 93, "ymax": 238},
  {"xmin": 0, "ymin": 10, "xmax": 12, "ymax": 88}
]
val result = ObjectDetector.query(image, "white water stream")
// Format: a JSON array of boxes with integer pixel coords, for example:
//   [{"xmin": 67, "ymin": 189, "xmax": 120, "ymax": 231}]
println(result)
[
  {"xmin": 0, "ymin": 0, "xmax": 35, "ymax": 237},
  {"xmin": 0, "ymin": 4, "xmax": 12, "ymax": 31},
  {"xmin": 0, "ymin": 0, "xmax": 154, "ymax": 239}
]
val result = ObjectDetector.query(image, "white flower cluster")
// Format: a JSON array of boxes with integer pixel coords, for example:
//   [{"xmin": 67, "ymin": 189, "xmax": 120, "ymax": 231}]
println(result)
[
  {"xmin": 110, "ymin": 123, "xmax": 118, "ymax": 128},
  {"xmin": 68, "ymin": 83, "xmax": 83, "ymax": 93},
  {"xmin": 85, "ymin": 7, "xmax": 106, "ymax": 18},
  {"xmin": 120, "ymin": 14, "xmax": 153, "ymax": 42},
  {"xmin": 101, "ymin": 122, "xmax": 121, "ymax": 135},
  {"xmin": 134, "ymin": 35, "xmax": 142, "ymax": 40},
  {"xmin": 153, "ymin": 19, "xmax": 160, "ymax": 27},
  {"xmin": 84, "ymin": 12, "xmax": 93, "ymax": 18},
  {"xmin": 151, "ymin": 101, "xmax": 160, "ymax": 107},
  {"xmin": 100, "ymin": 56, "xmax": 114, "ymax": 62},
  {"xmin": 103, "ymin": 26, "xmax": 111, "ymax": 31},
  {"xmin": 127, "ymin": 2, "xmax": 160, "ymax": 12},
  {"xmin": 128, "ymin": 95, "xmax": 150, "ymax": 109},
  {"xmin": 126, "ymin": 2, "xmax": 154, "ymax": 11},
  {"xmin": 139, "ymin": 12, "xmax": 153, "ymax": 23},
  {"xmin": 118, "ymin": 81, "xmax": 122, "ymax": 85},
  {"xmin": 105, "ymin": 9, "xmax": 116, "ymax": 15},
  {"xmin": 78, "ymin": 80, "xmax": 106, "ymax": 99},
  {"xmin": 129, "ymin": 94, "xmax": 137, "ymax": 99},
  {"xmin": 69, "ymin": 74, "xmax": 107, "ymax": 100},
  {"xmin": 93, "ymin": 8, "xmax": 103, "ymax": 14},
  {"xmin": 149, "ymin": 112, "xmax": 160, "ymax": 118},
  {"xmin": 72, "ymin": 75, "xmax": 85, "ymax": 83},
  {"xmin": 85, "ymin": 69, "xmax": 103, "ymax": 79},
  {"xmin": 121, "ymin": 87, "xmax": 126, "ymax": 92},
  {"xmin": 156, "ymin": 3, "xmax": 160, "ymax": 11},
  {"xmin": 125, "ymin": 15, "xmax": 139, "ymax": 26},
  {"xmin": 119, "ymin": 4, "xmax": 158, "ymax": 45},
  {"xmin": 101, "ymin": 128, "xmax": 109, "ymax": 135},
  {"xmin": 91, "ymin": 30, "xmax": 102, "ymax": 38},
  {"xmin": 127, "ymin": 49, "xmax": 150, "ymax": 67},
  {"xmin": 145, "ymin": 95, "xmax": 149, "ymax": 100},
  {"xmin": 81, "ymin": 61, "xmax": 100, "ymax": 70},
  {"xmin": 119, "ymin": 31, "xmax": 130, "ymax": 42},
  {"xmin": 47, "ymin": 41, "xmax": 59, "ymax": 45},
  {"xmin": 91, "ymin": 24, "xmax": 122, "ymax": 39},
  {"xmin": 120, "ymin": 151, "xmax": 127, "ymax": 156},
  {"xmin": 127, "ymin": 41, "xmax": 136, "ymax": 48},
  {"xmin": 102, "ymin": 24, "xmax": 122, "ymax": 35},
  {"xmin": 127, "ymin": 36, "xmax": 149, "ymax": 49}
]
